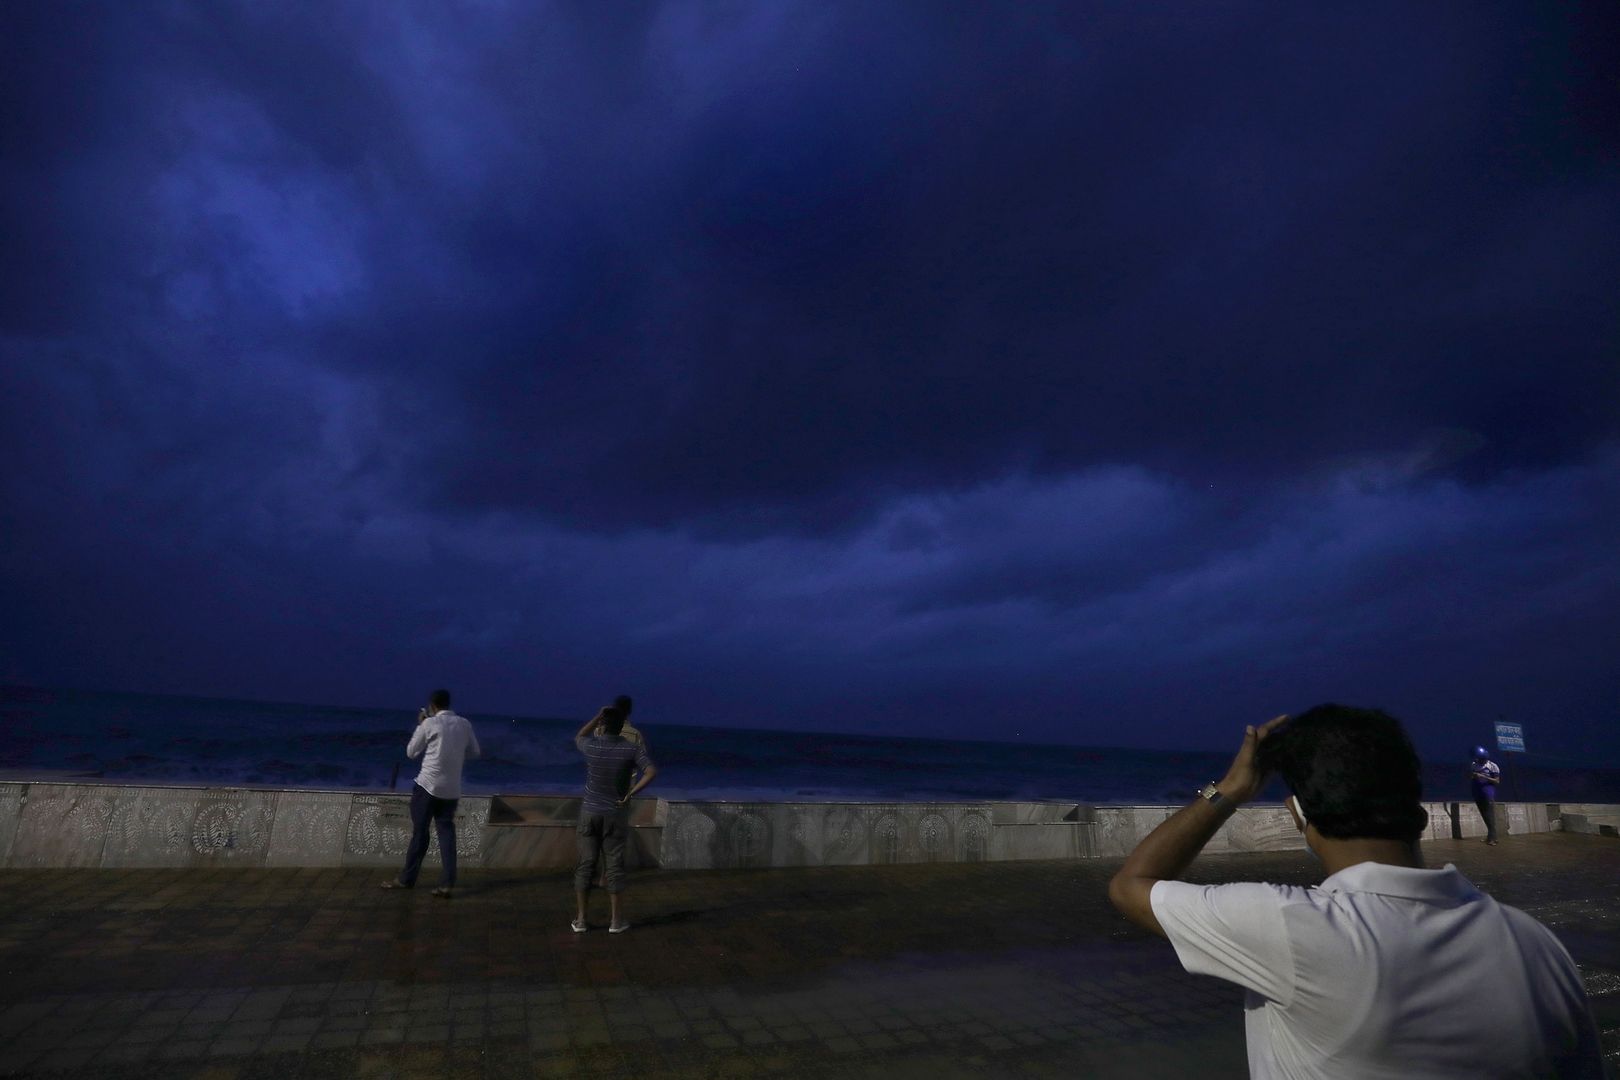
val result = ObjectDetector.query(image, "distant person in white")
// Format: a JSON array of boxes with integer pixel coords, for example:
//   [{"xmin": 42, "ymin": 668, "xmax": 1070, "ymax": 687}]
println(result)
[
  {"xmin": 382, "ymin": 688, "xmax": 481, "ymax": 898},
  {"xmin": 1108, "ymin": 705, "xmax": 1602, "ymax": 1079}
]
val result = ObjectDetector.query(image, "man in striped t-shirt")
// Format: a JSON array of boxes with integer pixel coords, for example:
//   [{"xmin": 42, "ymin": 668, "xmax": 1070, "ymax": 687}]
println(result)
[{"xmin": 572, "ymin": 705, "xmax": 657, "ymax": 933}]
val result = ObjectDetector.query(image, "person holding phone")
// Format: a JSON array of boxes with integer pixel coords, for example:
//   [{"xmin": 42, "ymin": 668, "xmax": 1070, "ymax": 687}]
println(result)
[
  {"xmin": 1469, "ymin": 746, "xmax": 1502, "ymax": 845},
  {"xmin": 382, "ymin": 688, "xmax": 481, "ymax": 898}
]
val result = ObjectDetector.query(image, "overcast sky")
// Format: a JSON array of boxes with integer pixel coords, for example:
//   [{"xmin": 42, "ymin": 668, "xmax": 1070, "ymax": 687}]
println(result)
[{"xmin": 2, "ymin": 3, "xmax": 1617, "ymax": 761}]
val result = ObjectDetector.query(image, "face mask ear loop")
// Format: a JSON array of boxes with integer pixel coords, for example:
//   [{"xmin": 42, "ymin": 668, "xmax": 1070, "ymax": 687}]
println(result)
[{"xmin": 1289, "ymin": 795, "xmax": 1310, "ymax": 834}]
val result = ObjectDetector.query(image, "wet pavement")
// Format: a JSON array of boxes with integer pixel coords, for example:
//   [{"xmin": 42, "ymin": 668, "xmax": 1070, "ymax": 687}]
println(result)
[{"xmin": 0, "ymin": 833, "xmax": 1615, "ymax": 1078}]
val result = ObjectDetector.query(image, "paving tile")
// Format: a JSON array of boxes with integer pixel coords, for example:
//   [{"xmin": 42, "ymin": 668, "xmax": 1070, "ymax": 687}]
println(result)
[
  {"xmin": 33, "ymin": 1047, "xmax": 99, "ymax": 1071},
  {"xmin": 94, "ymin": 1042, "xmax": 156, "ymax": 1065},
  {"xmin": 210, "ymin": 1035, "xmax": 263, "ymax": 1056},
  {"xmin": 310, "ymin": 1030, "xmax": 361, "ymax": 1050}
]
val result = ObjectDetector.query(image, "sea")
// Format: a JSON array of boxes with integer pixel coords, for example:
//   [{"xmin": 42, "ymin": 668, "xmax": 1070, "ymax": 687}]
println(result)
[{"xmin": 3, "ymin": 685, "xmax": 1618, "ymax": 806}]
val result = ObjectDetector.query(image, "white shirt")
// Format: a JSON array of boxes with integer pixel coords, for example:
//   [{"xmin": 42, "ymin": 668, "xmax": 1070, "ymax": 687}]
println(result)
[
  {"xmin": 406, "ymin": 710, "xmax": 481, "ymax": 799},
  {"xmin": 1151, "ymin": 862, "xmax": 1602, "ymax": 1079}
]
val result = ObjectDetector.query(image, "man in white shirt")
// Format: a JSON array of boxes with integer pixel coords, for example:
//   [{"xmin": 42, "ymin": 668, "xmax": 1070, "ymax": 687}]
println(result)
[
  {"xmin": 1108, "ymin": 705, "xmax": 1603, "ymax": 1079},
  {"xmin": 382, "ymin": 688, "xmax": 482, "ymax": 898}
]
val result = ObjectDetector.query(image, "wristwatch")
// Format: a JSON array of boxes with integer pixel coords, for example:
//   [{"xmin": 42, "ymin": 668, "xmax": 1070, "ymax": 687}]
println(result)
[{"xmin": 1197, "ymin": 781, "xmax": 1229, "ymax": 809}]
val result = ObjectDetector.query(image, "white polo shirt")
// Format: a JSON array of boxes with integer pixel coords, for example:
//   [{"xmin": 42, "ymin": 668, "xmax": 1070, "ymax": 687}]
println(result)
[
  {"xmin": 406, "ymin": 710, "xmax": 481, "ymax": 800},
  {"xmin": 1150, "ymin": 862, "xmax": 1603, "ymax": 1079}
]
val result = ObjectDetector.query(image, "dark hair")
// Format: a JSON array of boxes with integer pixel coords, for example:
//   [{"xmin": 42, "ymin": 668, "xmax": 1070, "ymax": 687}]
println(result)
[
  {"xmin": 429, "ymin": 688, "xmax": 452, "ymax": 711},
  {"xmin": 614, "ymin": 694, "xmax": 633, "ymax": 715},
  {"xmin": 1255, "ymin": 704, "xmax": 1428, "ymax": 843},
  {"xmin": 597, "ymin": 706, "xmax": 625, "ymax": 737}
]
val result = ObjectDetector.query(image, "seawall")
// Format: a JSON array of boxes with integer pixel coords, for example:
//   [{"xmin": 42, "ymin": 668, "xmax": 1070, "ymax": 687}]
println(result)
[{"xmin": 0, "ymin": 781, "xmax": 1611, "ymax": 871}]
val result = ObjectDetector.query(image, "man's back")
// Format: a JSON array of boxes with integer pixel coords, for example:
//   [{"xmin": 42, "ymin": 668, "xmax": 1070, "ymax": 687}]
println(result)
[
  {"xmin": 1152, "ymin": 861, "xmax": 1601, "ymax": 1078},
  {"xmin": 576, "ymin": 734, "xmax": 652, "ymax": 816},
  {"xmin": 408, "ymin": 710, "xmax": 481, "ymax": 800}
]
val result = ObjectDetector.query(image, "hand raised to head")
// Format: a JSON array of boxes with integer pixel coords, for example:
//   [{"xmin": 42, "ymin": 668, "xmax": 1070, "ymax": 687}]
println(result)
[{"xmin": 1218, "ymin": 714, "xmax": 1289, "ymax": 805}]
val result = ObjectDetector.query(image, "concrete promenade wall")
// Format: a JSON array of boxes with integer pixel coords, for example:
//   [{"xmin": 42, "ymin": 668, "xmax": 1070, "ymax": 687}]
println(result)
[{"xmin": 0, "ymin": 781, "xmax": 1610, "ymax": 870}]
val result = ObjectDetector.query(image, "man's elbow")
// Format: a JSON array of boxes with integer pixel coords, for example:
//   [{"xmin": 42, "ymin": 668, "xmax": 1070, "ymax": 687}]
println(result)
[
  {"xmin": 1108, "ymin": 872, "xmax": 1165, "ymax": 936},
  {"xmin": 1107, "ymin": 871, "xmax": 1132, "ymax": 916}
]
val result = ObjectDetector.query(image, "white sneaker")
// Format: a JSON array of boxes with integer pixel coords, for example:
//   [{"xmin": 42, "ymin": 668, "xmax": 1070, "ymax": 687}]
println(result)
[
  {"xmin": 608, "ymin": 922, "xmax": 630, "ymax": 934},
  {"xmin": 570, "ymin": 918, "xmax": 588, "ymax": 933}
]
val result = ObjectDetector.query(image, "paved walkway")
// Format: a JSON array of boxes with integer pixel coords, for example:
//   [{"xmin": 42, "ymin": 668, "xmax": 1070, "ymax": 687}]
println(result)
[{"xmin": 0, "ymin": 834, "xmax": 1615, "ymax": 1078}]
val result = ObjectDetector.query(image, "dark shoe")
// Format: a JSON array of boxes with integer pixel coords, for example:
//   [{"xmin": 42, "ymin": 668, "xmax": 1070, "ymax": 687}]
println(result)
[
  {"xmin": 381, "ymin": 880, "xmax": 412, "ymax": 890},
  {"xmin": 571, "ymin": 918, "xmax": 588, "ymax": 933},
  {"xmin": 431, "ymin": 886, "xmax": 453, "ymax": 898}
]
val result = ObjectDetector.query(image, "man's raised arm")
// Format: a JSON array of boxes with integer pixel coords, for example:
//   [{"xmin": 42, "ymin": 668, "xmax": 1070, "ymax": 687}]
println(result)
[
  {"xmin": 1108, "ymin": 715, "xmax": 1287, "ymax": 936},
  {"xmin": 574, "ymin": 711, "xmax": 604, "ymax": 744}
]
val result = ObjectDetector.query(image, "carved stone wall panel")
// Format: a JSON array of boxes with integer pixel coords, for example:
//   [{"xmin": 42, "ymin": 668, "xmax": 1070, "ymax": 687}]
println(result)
[
  {"xmin": 1552, "ymin": 803, "xmax": 1620, "ymax": 820},
  {"xmin": 1220, "ymin": 808, "xmax": 1308, "ymax": 853},
  {"xmin": 343, "ymin": 795, "xmax": 408, "ymax": 866},
  {"xmin": 482, "ymin": 825, "xmax": 577, "ymax": 869},
  {"xmin": 1090, "ymin": 807, "xmax": 1175, "ymax": 858},
  {"xmin": 779, "ymin": 807, "xmax": 820, "ymax": 866},
  {"xmin": 650, "ymin": 802, "xmax": 1007, "ymax": 868},
  {"xmin": 726, "ymin": 809, "xmax": 772, "ymax": 868},
  {"xmin": 819, "ymin": 806, "xmax": 870, "ymax": 866},
  {"xmin": 0, "ymin": 785, "xmax": 23, "ymax": 863},
  {"xmin": 868, "ymin": 810, "xmax": 909, "ymax": 864},
  {"xmin": 627, "ymin": 825, "xmax": 663, "ymax": 869},
  {"xmin": 101, "ymin": 788, "xmax": 202, "ymax": 867},
  {"xmin": 994, "ymin": 822, "xmax": 1101, "ymax": 861},
  {"xmin": 342, "ymin": 793, "xmax": 479, "ymax": 868},
  {"xmin": 1420, "ymin": 802, "xmax": 1456, "ymax": 841},
  {"xmin": 452, "ymin": 798, "xmax": 491, "ymax": 861},
  {"xmin": 661, "ymin": 806, "xmax": 717, "ymax": 869},
  {"xmin": 187, "ymin": 790, "xmax": 276, "ymax": 865},
  {"xmin": 9, "ymin": 784, "xmax": 116, "ymax": 868},
  {"xmin": 914, "ymin": 812, "xmax": 951, "ymax": 861},
  {"xmin": 956, "ymin": 811, "xmax": 990, "ymax": 862},
  {"xmin": 990, "ymin": 803, "xmax": 1079, "ymax": 825},
  {"xmin": 1455, "ymin": 799, "xmax": 1490, "ymax": 838},
  {"xmin": 265, "ymin": 792, "xmax": 353, "ymax": 867}
]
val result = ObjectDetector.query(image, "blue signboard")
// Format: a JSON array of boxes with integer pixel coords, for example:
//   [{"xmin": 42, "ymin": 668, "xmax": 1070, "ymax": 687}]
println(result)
[{"xmin": 1494, "ymin": 721, "xmax": 1526, "ymax": 754}]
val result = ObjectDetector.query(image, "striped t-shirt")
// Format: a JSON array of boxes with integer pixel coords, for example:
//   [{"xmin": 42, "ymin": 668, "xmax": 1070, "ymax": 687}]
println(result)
[{"xmin": 575, "ymin": 735, "xmax": 654, "ymax": 815}]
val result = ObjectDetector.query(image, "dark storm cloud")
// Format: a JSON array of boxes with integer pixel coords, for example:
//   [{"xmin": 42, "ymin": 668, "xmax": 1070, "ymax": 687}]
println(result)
[
  {"xmin": 2, "ymin": 2, "xmax": 1617, "ymax": 756},
  {"xmin": 14, "ymin": 3, "xmax": 1615, "ymax": 529},
  {"xmin": 393, "ymin": 2, "xmax": 1620, "ymax": 531}
]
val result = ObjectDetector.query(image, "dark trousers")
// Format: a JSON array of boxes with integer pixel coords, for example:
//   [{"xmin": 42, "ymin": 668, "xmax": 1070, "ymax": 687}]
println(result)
[
  {"xmin": 1474, "ymin": 793, "xmax": 1498, "ymax": 842},
  {"xmin": 399, "ymin": 783, "xmax": 458, "ymax": 887},
  {"xmin": 575, "ymin": 811, "xmax": 629, "ymax": 894}
]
